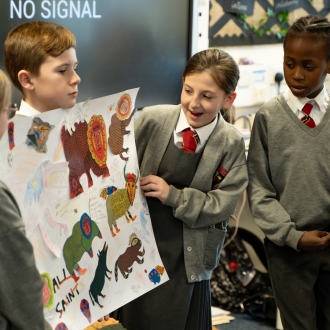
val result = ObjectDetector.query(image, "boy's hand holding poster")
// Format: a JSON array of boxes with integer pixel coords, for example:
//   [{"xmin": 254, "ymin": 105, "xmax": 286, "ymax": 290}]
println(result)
[{"xmin": 0, "ymin": 88, "xmax": 168, "ymax": 330}]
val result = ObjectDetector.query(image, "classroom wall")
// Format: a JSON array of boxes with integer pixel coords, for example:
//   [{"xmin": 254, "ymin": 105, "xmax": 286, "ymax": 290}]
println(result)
[
  {"xmin": 197, "ymin": 0, "xmax": 330, "ymax": 118},
  {"xmin": 197, "ymin": 1, "xmax": 283, "ymax": 117}
]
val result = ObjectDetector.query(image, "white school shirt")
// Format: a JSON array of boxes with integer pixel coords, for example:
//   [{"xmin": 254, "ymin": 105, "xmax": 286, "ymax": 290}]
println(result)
[
  {"xmin": 284, "ymin": 86, "xmax": 329, "ymax": 126},
  {"xmin": 17, "ymin": 100, "xmax": 41, "ymax": 116},
  {"xmin": 174, "ymin": 108, "xmax": 218, "ymax": 153}
]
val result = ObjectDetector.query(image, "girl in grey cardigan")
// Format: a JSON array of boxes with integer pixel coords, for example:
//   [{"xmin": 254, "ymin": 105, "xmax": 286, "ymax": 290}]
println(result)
[{"xmin": 108, "ymin": 49, "xmax": 248, "ymax": 329}]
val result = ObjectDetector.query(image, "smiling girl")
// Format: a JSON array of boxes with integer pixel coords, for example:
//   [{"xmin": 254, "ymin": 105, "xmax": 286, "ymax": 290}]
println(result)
[{"xmin": 106, "ymin": 49, "xmax": 248, "ymax": 329}]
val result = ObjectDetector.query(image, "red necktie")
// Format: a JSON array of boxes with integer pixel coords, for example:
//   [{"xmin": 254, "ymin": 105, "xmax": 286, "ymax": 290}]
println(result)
[
  {"xmin": 181, "ymin": 128, "xmax": 198, "ymax": 153},
  {"xmin": 301, "ymin": 103, "xmax": 315, "ymax": 128}
]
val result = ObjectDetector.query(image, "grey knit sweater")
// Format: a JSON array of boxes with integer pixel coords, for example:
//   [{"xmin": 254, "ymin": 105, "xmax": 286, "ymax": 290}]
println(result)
[
  {"xmin": 0, "ymin": 181, "xmax": 52, "ymax": 329},
  {"xmin": 247, "ymin": 93, "xmax": 330, "ymax": 250}
]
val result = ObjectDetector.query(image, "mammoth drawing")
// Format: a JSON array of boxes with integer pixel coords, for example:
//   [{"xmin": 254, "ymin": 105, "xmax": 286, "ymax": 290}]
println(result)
[
  {"xmin": 108, "ymin": 93, "xmax": 136, "ymax": 162},
  {"xmin": 114, "ymin": 233, "xmax": 145, "ymax": 281}
]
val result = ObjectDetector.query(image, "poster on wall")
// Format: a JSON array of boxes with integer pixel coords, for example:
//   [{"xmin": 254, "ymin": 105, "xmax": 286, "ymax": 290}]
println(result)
[
  {"xmin": 274, "ymin": 0, "xmax": 300, "ymax": 13},
  {"xmin": 210, "ymin": 0, "xmax": 330, "ymax": 47},
  {"xmin": 223, "ymin": 0, "xmax": 254, "ymax": 15},
  {"xmin": 0, "ymin": 88, "xmax": 169, "ymax": 330}
]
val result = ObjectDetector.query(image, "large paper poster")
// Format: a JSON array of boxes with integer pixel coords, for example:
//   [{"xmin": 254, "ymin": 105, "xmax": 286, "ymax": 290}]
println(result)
[{"xmin": 0, "ymin": 88, "xmax": 169, "ymax": 330}]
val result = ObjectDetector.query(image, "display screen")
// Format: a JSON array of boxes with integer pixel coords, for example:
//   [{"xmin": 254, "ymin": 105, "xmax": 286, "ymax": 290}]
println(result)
[{"xmin": 0, "ymin": 0, "xmax": 192, "ymax": 108}]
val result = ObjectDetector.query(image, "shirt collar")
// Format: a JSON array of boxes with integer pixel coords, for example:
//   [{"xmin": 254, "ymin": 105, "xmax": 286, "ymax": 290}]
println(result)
[
  {"xmin": 285, "ymin": 86, "xmax": 328, "ymax": 113},
  {"xmin": 18, "ymin": 100, "xmax": 41, "ymax": 116},
  {"xmin": 176, "ymin": 108, "xmax": 218, "ymax": 145}
]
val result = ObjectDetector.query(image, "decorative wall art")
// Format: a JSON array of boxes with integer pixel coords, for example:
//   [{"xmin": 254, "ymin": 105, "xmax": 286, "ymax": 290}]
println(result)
[
  {"xmin": 210, "ymin": 0, "xmax": 330, "ymax": 46},
  {"xmin": 223, "ymin": 0, "xmax": 255, "ymax": 15},
  {"xmin": 0, "ymin": 89, "xmax": 169, "ymax": 330}
]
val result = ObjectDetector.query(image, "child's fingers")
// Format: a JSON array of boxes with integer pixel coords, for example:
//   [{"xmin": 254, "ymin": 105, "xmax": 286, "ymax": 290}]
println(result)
[
  {"xmin": 139, "ymin": 175, "xmax": 154, "ymax": 182},
  {"xmin": 139, "ymin": 176, "xmax": 153, "ymax": 190},
  {"xmin": 319, "ymin": 231, "xmax": 330, "ymax": 239},
  {"xmin": 143, "ymin": 183, "xmax": 163, "ymax": 194},
  {"xmin": 320, "ymin": 232, "xmax": 330, "ymax": 252},
  {"xmin": 143, "ymin": 190, "xmax": 158, "ymax": 197},
  {"xmin": 299, "ymin": 231, "xmax": 330, "ymax": 251},
  {"xmin": 139, "ymin": 176, "xmax": 169, "ymax": 202},
  {"xmin": 322, "ymin": 231, "xmax": 330, "ymax": 242},
  {"xmin": 140, "ymin": 176, "xmax": 161, "ymax": 189},
  {"xmin": 139, "ymin": 175, "xmax": 156, "ymax": 187},
  {"xmin": 140, "ymin": 180, "xmax": 157, "ymax": 191},
  {"xmin": 98, "ymin": 314, "xmax": 110, "ymax": 322}
]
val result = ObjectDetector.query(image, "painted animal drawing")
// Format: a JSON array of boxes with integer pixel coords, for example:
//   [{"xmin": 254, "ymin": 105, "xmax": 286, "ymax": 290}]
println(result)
[
  {"xmin": 61, "ymin": 114, "xmax": 110, "ymax": 198},
  {"xmin": 108, "ymin": 93, "xmax": 136, "ymax": 161},
  {"xmin": 8, "ymin": 122, "xmax": 15, "ymax": 150},
  {"xmin": 115, "ymin": 233, "xmax": 145, "ymax": 281},
  {"xmin": 63, "ymin": 213, "xmax": 102, "ymax": 282},
  {"xmin": 100, "ymin": 166, "xmax": 139, "ymax": 237},
  {"xmin": 89, "ymin": 242, "xmax": 112, "ymax": 308},
  {"xmin": 26, "ymin": 117, "xmax": 54, "ymax": 153}
]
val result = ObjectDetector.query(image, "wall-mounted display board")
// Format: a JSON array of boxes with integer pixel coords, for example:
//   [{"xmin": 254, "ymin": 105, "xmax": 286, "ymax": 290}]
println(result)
[
  {"xmin": 0, "ymin": 0, "xmax": 193, "ymax": 108},
  {"xmin": 210, "ymin": 0, "xmax": 330, "ymax": 47}
]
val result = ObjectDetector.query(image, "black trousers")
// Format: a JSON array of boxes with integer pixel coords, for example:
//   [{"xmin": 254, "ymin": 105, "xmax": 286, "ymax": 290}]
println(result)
[{"xmin": 265, "ymin": 238, "xmax": 330, "ymax": 330}]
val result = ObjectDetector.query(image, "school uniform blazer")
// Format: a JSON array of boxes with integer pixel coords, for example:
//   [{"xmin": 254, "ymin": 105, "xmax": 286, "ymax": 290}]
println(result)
[{"xmin": 135, "ymin": 104, "xmax": 248, "ymax": 283}]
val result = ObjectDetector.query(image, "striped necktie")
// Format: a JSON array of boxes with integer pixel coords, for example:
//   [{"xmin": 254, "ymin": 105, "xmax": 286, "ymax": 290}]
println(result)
[
  {"xmin": 181, "ymin": 128, "xmax": 199, "ymax": 153},
  {"xmin": 301, "ymin": 103, "xmax": 315, "ymax": 128}
]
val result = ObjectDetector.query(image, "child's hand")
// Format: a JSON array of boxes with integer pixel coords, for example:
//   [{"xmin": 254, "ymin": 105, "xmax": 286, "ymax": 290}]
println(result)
[
  {"xmin": 98, "ymin": 314, "xmax": 110, "ymax": 322},
  {"xmin": 139, "ymin": 175, "xmax": 170, "ymax": 203},
  {"xmin": 297, "ymin": 230, "xmax": 330, "ymax": 252}
]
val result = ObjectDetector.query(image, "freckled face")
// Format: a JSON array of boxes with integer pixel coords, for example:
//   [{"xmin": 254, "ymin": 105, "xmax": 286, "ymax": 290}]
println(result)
[
  {"xmin": 181, "ymin": 72, "xmax": 236, "ymax": 128},
  {"xmin": 283, "ymin": 36, "xmax": 330, "ymax": 99}
]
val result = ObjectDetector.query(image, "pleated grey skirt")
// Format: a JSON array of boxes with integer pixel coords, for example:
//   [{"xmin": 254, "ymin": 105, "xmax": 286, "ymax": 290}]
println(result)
[{"xmin": 114, "ymin": 196, "xmax": 212, "ymax": 330}]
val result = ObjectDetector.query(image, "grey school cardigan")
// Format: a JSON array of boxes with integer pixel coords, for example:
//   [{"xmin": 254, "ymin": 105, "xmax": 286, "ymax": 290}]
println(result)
[{"xmin": 135, "ymin": 104, "xmax": 248, "ymax": 283}]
